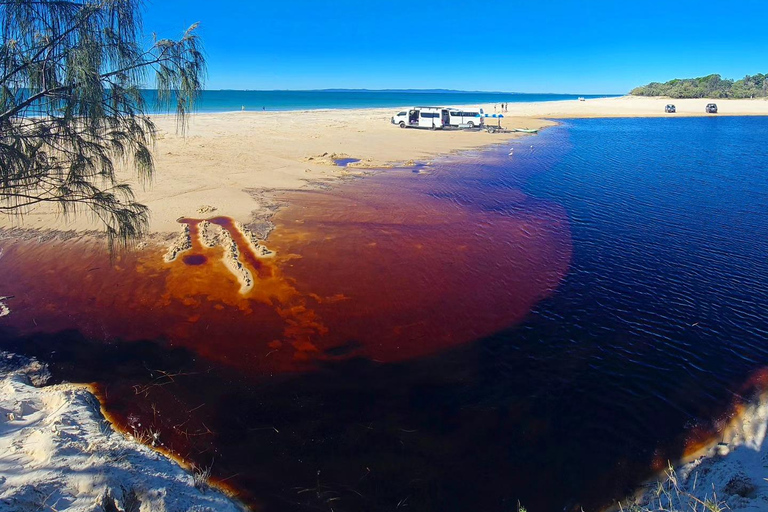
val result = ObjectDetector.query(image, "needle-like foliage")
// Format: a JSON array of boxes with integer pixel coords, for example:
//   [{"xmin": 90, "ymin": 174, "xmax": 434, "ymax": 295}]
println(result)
[{"xmin": 0, "ymin": 0, "xmax": 205, "ymax": 249}]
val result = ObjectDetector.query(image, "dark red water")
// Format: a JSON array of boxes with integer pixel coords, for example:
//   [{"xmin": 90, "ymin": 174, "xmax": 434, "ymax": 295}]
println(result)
[
  {"xmin": 0, "ymin": 149, "xmax": 573, "ymax": 509},
  {"xmin": 0, "ymin": 169, "xmax": 570, "ymax": 374},
  {"xmin": 269, "ymin": 173, "xmax": 571, "ymax": 364}
]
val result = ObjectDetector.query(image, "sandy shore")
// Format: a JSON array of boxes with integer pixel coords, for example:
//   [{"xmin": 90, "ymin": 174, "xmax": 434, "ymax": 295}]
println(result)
[
  {"xmin": 2, "ymin": 95, "xmax": 766, "ymax": 236},
  {"xmin": 613, "ymin": 388, "xmax": 768, "ymax": 511},
  {"xmin": 494, "ymin": 94, "xmax": 768, "ymax": 118},
  {"xmin": 0, "ymin": 109, "xmax": 553, "ymax": 235},
  {"xmin": 0, "ymin": 352, "xmax": 246, "ymax": 511}
]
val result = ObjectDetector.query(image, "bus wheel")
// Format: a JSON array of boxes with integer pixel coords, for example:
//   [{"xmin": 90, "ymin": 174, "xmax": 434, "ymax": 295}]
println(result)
[
  {"xmin": 399, "ymin": 122, "xmax": 406, "ymax": 128},
  {"xmin": 467, "ymin": 121, "xmax": 474, "ymax": 128}
]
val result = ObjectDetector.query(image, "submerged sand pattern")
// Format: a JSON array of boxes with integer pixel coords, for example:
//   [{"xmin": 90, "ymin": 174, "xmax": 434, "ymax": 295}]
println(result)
[
  {"xmin": 163, "ymin": 224, "xmax": 192, "ymax": 262},
  {"xmin": 162, "ymin": 216, "xmax": 330, "ymax": 365},
  {"xmin": 197, "ymin": 219, "xmax": 254, "ymax": 293}
]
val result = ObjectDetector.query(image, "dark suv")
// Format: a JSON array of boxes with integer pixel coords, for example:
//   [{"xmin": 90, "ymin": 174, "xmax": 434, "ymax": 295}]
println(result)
[
  {"xmin": 665, "ymin": 104, "xmax": 676, "ymax": 113},
  {"xmin": 706, "ymin": 103, "xmax": 718, "ymax": 114}
]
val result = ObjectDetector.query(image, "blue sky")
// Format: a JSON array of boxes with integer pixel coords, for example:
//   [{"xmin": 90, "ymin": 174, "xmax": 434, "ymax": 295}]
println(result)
[{"xmin": 142, "ymin": 0, "xmax": 768, "ymax": 94}]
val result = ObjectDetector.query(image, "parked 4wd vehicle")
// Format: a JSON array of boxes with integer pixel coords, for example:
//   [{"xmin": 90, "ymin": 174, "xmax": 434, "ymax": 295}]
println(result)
[
  {"xmin": 665, "ymin": 104, "xmax": 676, "ymax": 113},
  {"xmin": 706, "ymin": 103, "xmax": 718, "ymax": 114}
]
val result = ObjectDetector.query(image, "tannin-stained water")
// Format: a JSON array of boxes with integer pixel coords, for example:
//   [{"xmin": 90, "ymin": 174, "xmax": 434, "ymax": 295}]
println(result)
[
  {"xmin": 0, "ymin": 139, "xmax": 573, "ymax": 508},
  {"xmin": 2, "ymin": 118, "xmax": 768, "ymax": 511},
  {"xmin": 269, "ymin": 173, "xmax": 571, "ymax": 364},
  {"xmin": 0, "ymin": 161, "xmax": 570, "ymax": 374}
]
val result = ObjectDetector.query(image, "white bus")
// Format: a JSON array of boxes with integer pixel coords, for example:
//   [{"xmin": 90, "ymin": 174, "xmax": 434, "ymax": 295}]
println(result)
[
  {"xmin": 447, "ymin": 109, "xmax": 484, "ymax": 128},
  {"xmin": 391, "ymin": 107, "xmax": 450, "ymax": 129}
]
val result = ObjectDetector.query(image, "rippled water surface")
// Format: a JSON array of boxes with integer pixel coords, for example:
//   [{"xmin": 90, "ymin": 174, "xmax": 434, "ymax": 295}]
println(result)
[{"xmin": 1, "ymin": 117, "xmax": 768, "ymax": 511}]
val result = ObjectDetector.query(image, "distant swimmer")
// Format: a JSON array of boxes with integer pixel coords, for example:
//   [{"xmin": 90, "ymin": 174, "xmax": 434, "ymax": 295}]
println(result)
[
  {"xmin": 508, "ymin": 148, "xmax": 514, "ymax": 156},
  {"xmin": 241, "ymin": 105, "xmax": 245, "ymax": 111}
]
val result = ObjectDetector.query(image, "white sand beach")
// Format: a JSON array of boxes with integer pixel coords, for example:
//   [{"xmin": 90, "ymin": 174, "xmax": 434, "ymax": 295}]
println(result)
[
  {"xmin": 0, "ymin": 352, "xmax": 246, "ymax": 511},
  {"xmin": 0, "ymin": 110, "xmax": 554, "ymax": 234},
  {"xmin": 615, "ymin": 389, "xmax": 768, "ymax": 511},
  {"xmin": 493, "ymin": 95, "xmax": 768, "ymax": 118},
  {"xmin": 3, "ymin": 95, "xmax": 766, "ymax": 236}
]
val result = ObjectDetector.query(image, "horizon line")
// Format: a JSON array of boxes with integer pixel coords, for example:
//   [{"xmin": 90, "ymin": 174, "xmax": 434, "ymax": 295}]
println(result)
[{"xmin": 166, "ymin": 88, "xmax": 626, "ymax": 95}]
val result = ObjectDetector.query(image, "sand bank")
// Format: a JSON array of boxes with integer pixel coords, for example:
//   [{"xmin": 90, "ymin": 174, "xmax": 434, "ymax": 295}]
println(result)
[
  {"xmin": 0, "ymin": 108, "xmax": 553, "ymax": 235},
  {"xmin": 613, "ymin": 382, "xmax": 768, "ymax": 511},
  {"xmin": 0, "ymin": 352, "xmax": 245, "ymax": 512},
  {"xmin": 0, "ymin": 352, "xmax": 246, "ymax": 511},
  {"xmin": 482, "ymin": 95, "xmax": 768, "ymax": 119},
  {"xmin": 4, "ymin": 95, "xmax": 766, "ymax": 237}
]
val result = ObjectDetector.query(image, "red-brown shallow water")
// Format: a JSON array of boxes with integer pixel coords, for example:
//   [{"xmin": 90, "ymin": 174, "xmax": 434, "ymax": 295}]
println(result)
[
  {"xmin": 0, "ymin": 152, "xmax": 572, "ymax": 509},
  {"xmin": 0, "ymin": 166, "xmax": 571, "ymax": 375},
  {"xmin": 270, "ymin": 172, "xmax": 572, "ymax": 365}
]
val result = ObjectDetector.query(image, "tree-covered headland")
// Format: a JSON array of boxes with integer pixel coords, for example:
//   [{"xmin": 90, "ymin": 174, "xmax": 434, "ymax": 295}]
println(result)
[{"xmin": 631, "ymin": 74, "xmax": 768, "ymax": 99}]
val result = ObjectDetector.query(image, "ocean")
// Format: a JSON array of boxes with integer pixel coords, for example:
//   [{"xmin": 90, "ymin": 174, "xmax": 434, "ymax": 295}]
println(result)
[
  {"xmin": 1, "ymin": 117, "xmax": 767, "ymax": 511},
  {"xmin": 142, "ymin": 89, "xmax": 618, "ymax": 113}
]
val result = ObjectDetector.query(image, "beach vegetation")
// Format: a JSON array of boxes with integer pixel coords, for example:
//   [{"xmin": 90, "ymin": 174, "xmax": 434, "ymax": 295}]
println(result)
[
  {"xmin": 631, "ymin": 73, "xmax": 768, "ymax": 99},
  {"xmin": 0, "ymin": 0, "xmax": 205, "ymax": 249},
  {"xmin": 192, "ymin": 462, "xmax": 213, "ymax": 492},
  {"xmin": 618, "ymin": 464, "xmax": 729, "ymax": 512}
]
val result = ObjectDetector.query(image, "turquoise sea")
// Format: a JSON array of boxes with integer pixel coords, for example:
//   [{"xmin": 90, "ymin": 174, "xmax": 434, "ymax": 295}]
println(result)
[{"xmin": 142, "ymin": 89, "xmax": 618, "ymax": 113}]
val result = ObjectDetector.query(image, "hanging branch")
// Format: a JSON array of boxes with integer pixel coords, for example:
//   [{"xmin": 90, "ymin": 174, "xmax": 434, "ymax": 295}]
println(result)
[{"xmin": 0, "ymin": 0, "xmax": 206, "ymax": 249}]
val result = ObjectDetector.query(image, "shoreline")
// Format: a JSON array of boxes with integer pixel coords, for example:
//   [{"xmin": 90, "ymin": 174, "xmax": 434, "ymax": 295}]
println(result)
[
  {"xmin": 3, "ymin": 95, "xmax": 768, "ymax": 237},
  {"xmin": 3, "ymin": 100, "xmax": 768, "ymax": 510},
  {"xmin": 611, "ymin": 384, "xmax": 768, "ymax": 511},
  {"xmin": 147, "ymin": 95, "xmax": 768, "ymax": 117},
  {"xmin": 138, "ymin": 91, "xmax": 621, "ymax": 115},
  {"xmin": 0, "ymin": 107, "xmax": 554, "ymax": 235},
  {"xmin": 0, "ymin": 352, "xmax": 247, "ymax": 511}
]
